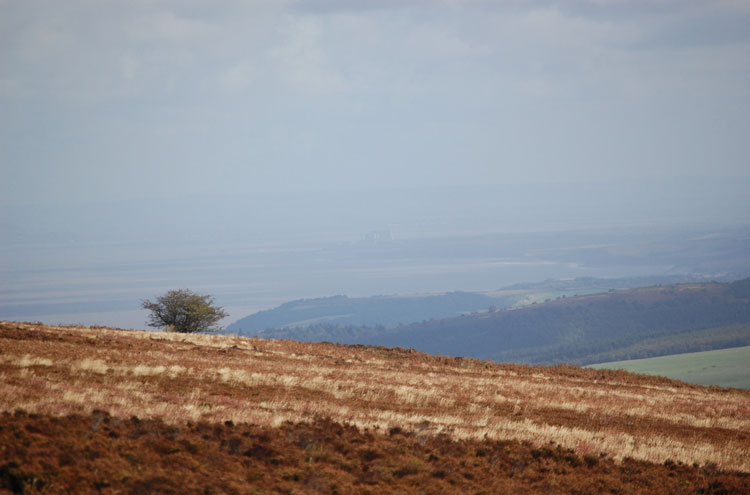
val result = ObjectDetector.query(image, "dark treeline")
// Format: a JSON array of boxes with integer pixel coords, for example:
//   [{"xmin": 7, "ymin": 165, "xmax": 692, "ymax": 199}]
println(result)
[{"xmin": 226, "ymin": 292, "xmax": 501, "ymax": 336}]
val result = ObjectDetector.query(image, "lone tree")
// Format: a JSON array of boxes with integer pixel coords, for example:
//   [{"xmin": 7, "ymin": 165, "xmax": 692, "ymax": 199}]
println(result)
[{"xmin": 142, "ymin": 289, "xmax": 228, "ymax": 333}]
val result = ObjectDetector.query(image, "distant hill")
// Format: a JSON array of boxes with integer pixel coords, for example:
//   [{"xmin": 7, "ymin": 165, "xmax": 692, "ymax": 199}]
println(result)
[
  {"xmin": 255, "ymin": 278, "xmax": 750, "ymax": 365},
  {"xmin": 225, "ymin": 291, "xmax": 502, "ymax": 335},
  {"xmin": 225, "ymin": 275, "xmax": 709, "ymax": 336}
]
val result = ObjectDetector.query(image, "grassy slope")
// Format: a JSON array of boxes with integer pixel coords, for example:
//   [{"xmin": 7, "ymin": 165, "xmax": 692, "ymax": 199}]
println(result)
[
  {"xmin": 2, "ymin": 322, "xmax": 750, "ymax": 494},
  {"xmin": 589, "ymin": 346, "xmax": 750, "ymax": 389}
]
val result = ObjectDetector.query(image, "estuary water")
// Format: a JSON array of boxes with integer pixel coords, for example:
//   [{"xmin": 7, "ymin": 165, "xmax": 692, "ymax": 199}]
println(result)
[
  {"xmin": 0, "ymin": 230, "xmax": 691, "ymax": 330},
  {"xmin": 3, "ymin": 182, "xmax": 748, "ymax": 330}
]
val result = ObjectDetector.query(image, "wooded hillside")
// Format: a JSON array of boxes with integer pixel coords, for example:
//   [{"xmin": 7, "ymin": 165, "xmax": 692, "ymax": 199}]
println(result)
[{"xmin": 256, "ymin": 279, "xmax": 750, "ymax": 365}]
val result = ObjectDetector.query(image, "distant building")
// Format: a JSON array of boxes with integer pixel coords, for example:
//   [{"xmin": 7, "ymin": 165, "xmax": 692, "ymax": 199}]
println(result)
[{"xmin": 362, "ymin": 229, "xmax": 393, "ymax": 244}]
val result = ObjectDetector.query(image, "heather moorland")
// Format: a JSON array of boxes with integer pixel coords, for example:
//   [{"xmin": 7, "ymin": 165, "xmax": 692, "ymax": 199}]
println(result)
[{"xmin": 1, "ymin": 321, "xmax": 748, "ymax": 493}]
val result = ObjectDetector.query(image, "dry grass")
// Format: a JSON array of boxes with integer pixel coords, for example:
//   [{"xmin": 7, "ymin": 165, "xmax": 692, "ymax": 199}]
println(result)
[{"xmin": 1, "ymin": 321, "xmax": 749, "ymax": 473}]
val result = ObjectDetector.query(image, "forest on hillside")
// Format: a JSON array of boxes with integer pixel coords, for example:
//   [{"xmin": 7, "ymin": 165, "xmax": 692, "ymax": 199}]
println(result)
[
  {"xmin": 226, "ymin": 292, "xmax": 501, "ymax": 335},
  {"xmin": 255, "ymin": 279, "xmax": 750, "ymax": 365}
]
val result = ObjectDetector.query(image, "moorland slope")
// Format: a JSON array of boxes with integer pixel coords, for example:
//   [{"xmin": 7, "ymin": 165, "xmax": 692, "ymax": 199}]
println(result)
[{"xmin": 1, "ymin": 321, "xmax": 749, "ymax": 494}]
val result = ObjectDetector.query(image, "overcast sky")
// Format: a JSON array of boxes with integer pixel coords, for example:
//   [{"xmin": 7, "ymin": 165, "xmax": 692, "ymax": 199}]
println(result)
[{"xmin": 1, "ymin": 0, "xmax": 749, "ymax": 206}]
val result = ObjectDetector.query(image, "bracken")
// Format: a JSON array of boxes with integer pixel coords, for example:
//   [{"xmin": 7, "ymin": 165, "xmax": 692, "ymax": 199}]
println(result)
[{"xmin": 1, "ymin": 321, "xmax": 749, "ymax": 475}]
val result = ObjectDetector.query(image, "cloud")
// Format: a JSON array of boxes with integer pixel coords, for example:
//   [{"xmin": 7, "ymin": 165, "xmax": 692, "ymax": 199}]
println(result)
[
  {"xmin": 1, "ymin": 0, "xmax": 749, "ymax": 206},
  {"xmin": 5, "ymin": 14, "xmax": 74, "ymax": 63},
  {"xmin": 216, "ymin": 60, "xmax": 257, "ymax": 92},
  {"xmin": 120, "ymin": 55, "xmax": 139, "ymax": 80},
  {"xmin": 405, "ymin": 23, "xmax": 491, "ymax": 59},
  {"xmin": 267, "ymin": 17, "xmax": 349, "ymax": 94},
  {"xmin": 0, "ymin": 79, "xmax": 24, "ymax": 99},
  {"xmin": 636, "ymin": 10, "xmax": 750, "ymax": 49},
  {"xmin": 125, "ymin": 11, "xmax": 214, "ymax": 43},
  {"xmin": 292, "ymin": 0, "xmax": 418, "ymax": 14}
]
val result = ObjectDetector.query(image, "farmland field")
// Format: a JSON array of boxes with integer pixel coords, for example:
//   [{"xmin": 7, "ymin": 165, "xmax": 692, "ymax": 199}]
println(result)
[
  {"xmin": 1, "ymin": 321, "xmax": 749, "ymax": 494},
  {"xmin": 589, "ymin": 346, "xmax": 750, "ymax": 389}
]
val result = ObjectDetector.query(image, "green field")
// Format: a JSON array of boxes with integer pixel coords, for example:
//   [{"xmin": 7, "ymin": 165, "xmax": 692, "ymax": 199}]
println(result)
[{"xmin": 589, "ymin": 346, "xmax": 750, "ymax": 389}]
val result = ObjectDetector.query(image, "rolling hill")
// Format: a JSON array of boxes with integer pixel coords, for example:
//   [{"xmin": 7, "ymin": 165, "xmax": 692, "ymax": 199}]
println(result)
[
  {"xmin": 224, "ymin": 275, "xmax": 711, "ymax": 336},
  {"xmin": 225, "ymin": 291, "xmax": 501, "ymax": 335},
  {"xmin": 253, "ymin": 278, "xmax": 750, "ymax": 366},
  {"xmin": 1, "ymin": 321, "xmax": 748, "ymax": 494}
]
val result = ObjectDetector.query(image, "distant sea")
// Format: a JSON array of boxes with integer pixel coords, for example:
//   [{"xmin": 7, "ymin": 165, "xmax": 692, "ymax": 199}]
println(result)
[
  {"xmin": 0, "ymin": 234, "xmax": 677, "ymax": 330},
  {"xmin": 4, "ymin": 181, "xmax": 749, "ymax": 330}
]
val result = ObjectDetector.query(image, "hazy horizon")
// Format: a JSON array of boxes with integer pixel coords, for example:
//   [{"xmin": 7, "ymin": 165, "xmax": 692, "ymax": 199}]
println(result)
[{"xmin": 2, "ymin": 1, "xmax": 749, "ymax": 329}]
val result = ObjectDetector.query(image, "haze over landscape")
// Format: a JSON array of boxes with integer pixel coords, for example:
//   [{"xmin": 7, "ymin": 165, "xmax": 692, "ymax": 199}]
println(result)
[
  {"xmin": 2, "ymin": 0, "xmax": 750, "ymax": 331},
  {"xmin": 2, "ymin": 2, "xmax": 750, "ymax": 493}
]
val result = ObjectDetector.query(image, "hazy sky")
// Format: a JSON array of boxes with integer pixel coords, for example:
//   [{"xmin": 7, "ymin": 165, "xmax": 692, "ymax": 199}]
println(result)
[{"xmin": 1, "ymin": 0, "xmax": 749, "ymax": 206}]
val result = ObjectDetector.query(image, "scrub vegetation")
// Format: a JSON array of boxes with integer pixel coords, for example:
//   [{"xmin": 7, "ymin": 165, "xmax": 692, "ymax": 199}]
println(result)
[
  {"xmin": 142, "ymin": 289, "xmax": 228, "ymax": 333},
  {"xmin": 1, "ymin": 321, "xmax": 749, "ymax": 494}
]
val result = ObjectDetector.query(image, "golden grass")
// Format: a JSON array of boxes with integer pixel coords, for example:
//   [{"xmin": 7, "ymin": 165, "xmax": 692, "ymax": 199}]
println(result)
[{"xmin": 1, "ymin": 321, "xmax": 749, "ymax": 473}]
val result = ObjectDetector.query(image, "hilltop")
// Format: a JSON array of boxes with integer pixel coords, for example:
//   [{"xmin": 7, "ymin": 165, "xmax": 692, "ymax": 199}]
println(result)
[{"xmin": 1, "ymin": 321, "xmax": 749, "ymax": 494}]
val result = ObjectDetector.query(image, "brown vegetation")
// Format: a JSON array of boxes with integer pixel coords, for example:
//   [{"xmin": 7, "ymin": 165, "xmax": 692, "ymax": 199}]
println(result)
[
  {"xmin": 3, "ymin": 410, "xmax": 748, "ymax": 495},
  {"xmin": 1, "ymin": 321, "xmax": 749, "ymax": 493}
]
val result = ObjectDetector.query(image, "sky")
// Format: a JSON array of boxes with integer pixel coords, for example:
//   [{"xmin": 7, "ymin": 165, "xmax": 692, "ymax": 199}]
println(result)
[
  {"xmin": 2, "ymin": 0, "xmax": 750, "ymax": 207},
  {"xmin": 1, "ymin": 0, "xmax": 750, "ymax": 329}
]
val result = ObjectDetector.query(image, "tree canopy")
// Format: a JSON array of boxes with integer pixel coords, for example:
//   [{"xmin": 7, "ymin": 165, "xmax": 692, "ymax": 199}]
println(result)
[{"xmin": 142, "ymin": 289, "xmax": 228, "ymax": 333}]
